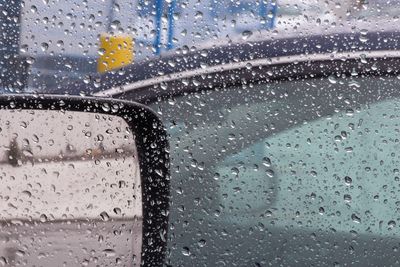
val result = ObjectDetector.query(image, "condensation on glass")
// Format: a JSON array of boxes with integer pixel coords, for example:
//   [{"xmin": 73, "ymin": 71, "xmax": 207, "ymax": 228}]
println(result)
[{"xmin": 0, "ymin": 109, "xmax": 141, "ymax": 266}]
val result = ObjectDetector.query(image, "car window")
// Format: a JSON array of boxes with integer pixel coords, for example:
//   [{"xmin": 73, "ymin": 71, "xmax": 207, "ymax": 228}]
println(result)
[
  {"xmin": 149, "ymin": 74, "xmax": 400, "ymax": 266},
  {"xmin": 7, "ymin": 0, "xmax": 399, "ymax": 95},
  {"xmin": 3, "ymin": 0, "xmax": 400, "ymax": 266},
  {"xmin": 218, "ymin": 98, "xmax": 400, "ymax": 230}
]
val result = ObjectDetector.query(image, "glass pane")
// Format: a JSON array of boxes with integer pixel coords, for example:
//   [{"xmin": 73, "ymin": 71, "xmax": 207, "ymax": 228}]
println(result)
[
  {"xmin": 1, "ymin": 0, "xmax": 395, "ymax": 94},
  {"xmin": 0, "ymin": 110, "xmax": 141, "ymax": 266},
  {"xmin": 151, "ymin": 75, "xmax": 400, "ymax": 266}
]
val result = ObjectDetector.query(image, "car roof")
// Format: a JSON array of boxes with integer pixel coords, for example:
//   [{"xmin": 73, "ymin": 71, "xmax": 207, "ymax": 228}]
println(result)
[{"xmin": 61, "ymin": 30, "xmax": 400, "ymax": 96}]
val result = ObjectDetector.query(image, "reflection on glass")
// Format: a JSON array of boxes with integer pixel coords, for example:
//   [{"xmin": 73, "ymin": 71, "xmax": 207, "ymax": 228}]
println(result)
[{"xmin": 0, "ymin": 110, "xmax": 141, "ymax": 266}]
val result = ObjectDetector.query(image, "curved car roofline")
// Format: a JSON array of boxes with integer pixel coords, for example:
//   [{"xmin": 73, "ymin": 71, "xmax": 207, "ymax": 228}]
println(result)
[
  {"xmin": 94, "ymin": 49, "xmax": 400, "ymax": 97},
  {"xmin": 64, "ymin": 31, "xmax": 400, "ymax": 96}
]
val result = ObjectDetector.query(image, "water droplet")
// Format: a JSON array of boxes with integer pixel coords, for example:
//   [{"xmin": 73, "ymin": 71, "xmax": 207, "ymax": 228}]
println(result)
[
  {"xmin": 26, "ymin": 57, "xmax": 35, "ymax": 65},
  {"xmin": 231, "ymin": 167, "xmax": 239, "ymax": 176},
  {"xmin": 110, "ymin": 20, "xmax": 121, "ymax": 30},
  {"xmin": 194, "ymin": 11, "xmax": 203, "ymax": 19},
  {"xmin": 328, "ymin": 75, "xmax": 337, "ymax": 84},
  {"xmin": 100, "ymin": 211, "xmax": 110, "ymax": 221},
  {"xmin": 32, "ymin": 134, "xmax": 39, "ymax": 143},
  {"xmin": 40, "ymin": 214, "xmax": 47, "ymax": 223},
  {"xmin": 344, "ymin": 176, "xmax": 352, "ymax": 186},
  {"xmin": 351, "ymin": 214, "xmax": 361, "ymax": 224},
  {"xmin": 262, "ymin": 157, "xmax": 271, "ymax": 167},
  {"xmin": 388, "ymin": 220, "xmax": 396, "ymax": 229},
  {"xmin": 56, "ymin": 40, "xmax": 64, "ymax": 47},
  {"xmin": 98, "ymin": 48, "xmax": 105, "ymax": 56},
  {"xmin": 242, "ymin": 30, "xmax": 253, "ymax": 40},
  {"xmin": 0, "ymin": 257, "xmax": 6, "ymax": 266},
  {"xmin": 181, "ymin": 247, "xmax": 191, "ymax": 256},
  {"xmin": 359, "ymin": 29, "xmax": 368, "ymax": 43},
  {"xmin": 113, "ymin": 207, "xmax": 121, "ymax": 215},
  {"xmin": 37, "ymin": 253, "xmax": 46, "ymax": 259},
  {"xmin": 344, "ymin": 194, "xmax": 352, "ymax": 203},
  {"xmin": 22, "ymin": 190, "xmax": 32, "ymax": 198},
  {"xmin": 30, "ymin": 5, "xmax": 37, "ymax": 13},
  {"xmin": 102, "ymin": 103, "xmax": 110, "ymax": 112},
  {"xmin": 266, "ymin": 169, "xmax": 274, "ymax": 178},
  {"xmin": 41, "ymin": 42, "xmax": 49, "ymax": 52},
  {"xmin": 198, "ymin": 239, "xmax": 206, "ymax": 247},
  {"xmin": 319, "ymin": 207, "xmax": 325, "ymax": 215},
  {"xmin": 103, "ymin": 249, "xmax": 116, "ymax": 257},
  {"xmin": 22, "ymin": 150, "xmax": 33, "ymax": 157},
  {"xmin": 15, "ymin": 250, "xmax": 25, "ymax": 257}
]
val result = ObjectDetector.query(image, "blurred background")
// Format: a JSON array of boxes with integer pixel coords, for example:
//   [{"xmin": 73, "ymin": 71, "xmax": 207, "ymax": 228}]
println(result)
[{"xmin": 0, "ymin": 0, "xmax": 398, "ymax": 93}]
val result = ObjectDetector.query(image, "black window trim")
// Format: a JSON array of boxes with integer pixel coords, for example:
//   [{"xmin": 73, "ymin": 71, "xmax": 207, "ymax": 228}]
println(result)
[
  {"xmin": 99, "ymin": 52, "xmax": 400, "ymax": 105},
  {"xmin": 0, "ymin": 94, "xmax": 170, "ymax": 267}
]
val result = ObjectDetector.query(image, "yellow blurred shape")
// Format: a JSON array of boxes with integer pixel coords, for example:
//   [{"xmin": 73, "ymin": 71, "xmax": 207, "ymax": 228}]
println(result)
[{"xmin": 97, "ymin": 33, "xmax": 134, "ymax": 73}]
